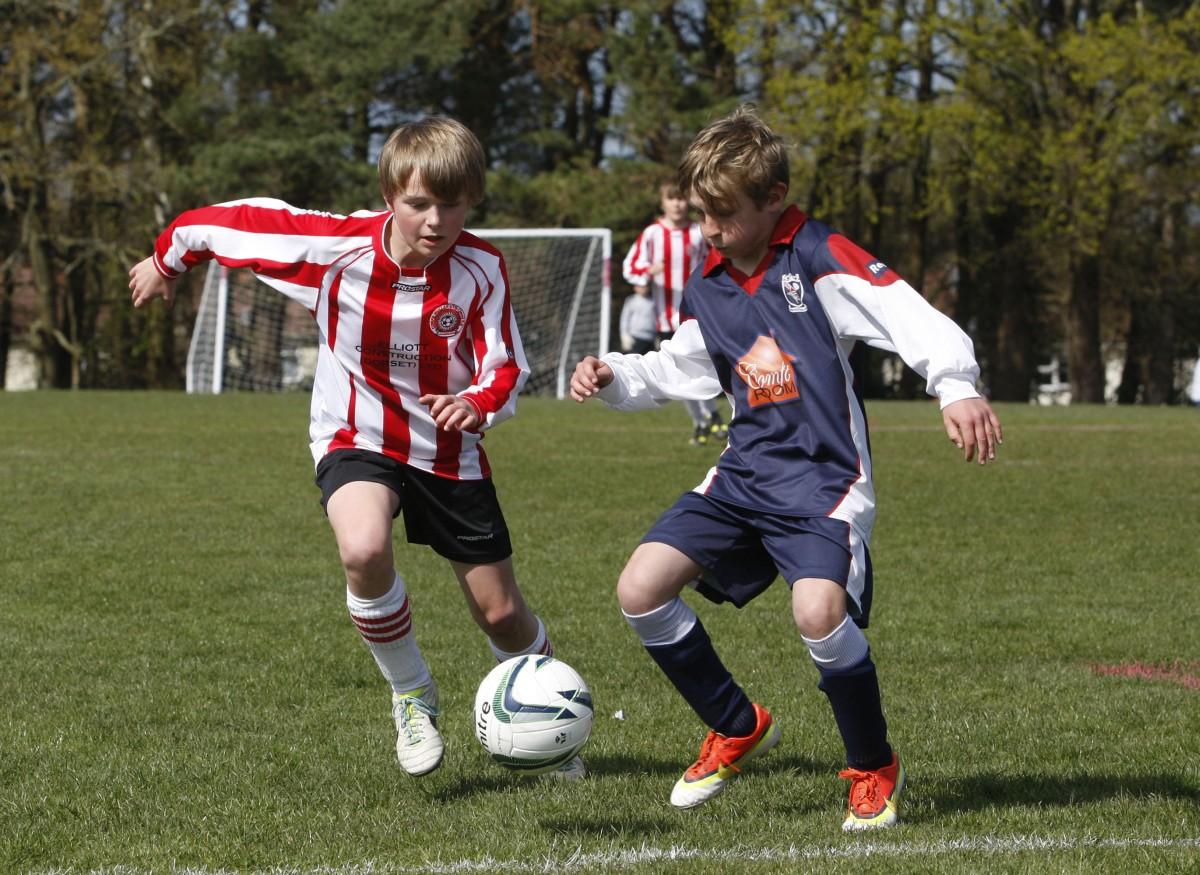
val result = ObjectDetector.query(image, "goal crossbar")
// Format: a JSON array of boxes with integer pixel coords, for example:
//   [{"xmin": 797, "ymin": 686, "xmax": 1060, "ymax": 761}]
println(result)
[
  {"xmin": 475, "ymin": 228, "xmax": 612, "ymax": 398},
  {"xmin": 186, "ymin": 227, "xmax": 611, "ymax": 400}
]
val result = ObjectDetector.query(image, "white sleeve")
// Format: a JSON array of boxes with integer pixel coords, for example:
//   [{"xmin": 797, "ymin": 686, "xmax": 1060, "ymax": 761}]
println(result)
[
  {"xmin": 153, "ymin": 197, "xmax": 373, "ymax": 310},
  {"xmin": 813, "ymin": 273, "xmax": 981, "ymax": 408},
  {"xmin": 596, "ymin": 319, "xmax": 722, "ymax": 410}
]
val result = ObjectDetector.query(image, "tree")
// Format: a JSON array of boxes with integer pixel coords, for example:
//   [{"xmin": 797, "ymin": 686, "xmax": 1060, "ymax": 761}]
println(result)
[
  {"xmin": 737, "ymin": 0, "xmax": 968, "ymax": 396},
  {"xmin": 2, "ymin": 0, "xmax": 1195, "ymax": 399},
  {"xmin": 975, "ymin": 0, "xmax": 1199, "ymax": 402},
  {"xmin": 0, "ymin": 1, "xmax": 232, "ymax": 388}
]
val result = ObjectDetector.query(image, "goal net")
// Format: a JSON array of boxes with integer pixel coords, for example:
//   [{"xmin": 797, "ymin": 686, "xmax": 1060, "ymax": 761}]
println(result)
[{"xmin": 185, "ymin": 228, "xmax": 612, "ymax": 398}]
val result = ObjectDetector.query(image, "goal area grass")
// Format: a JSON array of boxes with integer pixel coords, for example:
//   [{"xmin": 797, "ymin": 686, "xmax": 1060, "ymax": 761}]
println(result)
[{"xmin": 1, "ymin": 392, "xmax": 1197, "ymax": 873}]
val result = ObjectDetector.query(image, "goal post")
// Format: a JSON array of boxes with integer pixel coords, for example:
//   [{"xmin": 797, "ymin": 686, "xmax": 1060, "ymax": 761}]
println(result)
[
  {"xmin": 185, "ymin": 263, "xmax": 318, "ymax": 394},
  {"xmin": 185, "ymin": 227, "xmax": 612, "ymax": 399},
  {"xmin": 185, "ymin": 260, "xmax": 227, "ymax": 395},
  {"xmin": 475, "ymin": 228, "xmax": 611, "ymax": 398}
]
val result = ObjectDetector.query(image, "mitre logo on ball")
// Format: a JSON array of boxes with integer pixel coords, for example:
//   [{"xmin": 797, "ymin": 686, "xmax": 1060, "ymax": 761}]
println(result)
[{"xmin": 473, "ymin": 655, "xmax": 594, "ymax": 774}]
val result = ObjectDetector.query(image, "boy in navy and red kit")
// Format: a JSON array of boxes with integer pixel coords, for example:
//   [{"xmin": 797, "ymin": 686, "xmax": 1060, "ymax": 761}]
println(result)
[
  {"xmin": 130, "ymin": 116, "xmax": 584, "ymax": 780},
  {"xmin": 572, "ymin": 105, "xmax": 1002, "ymax": 830}
]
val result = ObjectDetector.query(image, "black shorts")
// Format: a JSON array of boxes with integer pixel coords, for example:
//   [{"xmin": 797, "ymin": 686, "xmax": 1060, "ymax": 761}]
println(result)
[{"xmin": 315, "ymin": 449, "xmax": 513, "ymax": 564}]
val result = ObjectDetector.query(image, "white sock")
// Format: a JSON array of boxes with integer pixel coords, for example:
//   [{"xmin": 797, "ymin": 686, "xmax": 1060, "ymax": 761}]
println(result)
[
  {"xmin": 622, "ymin": 597, "xmax": 697, "ymax": 647},
  {"xmin": 489, "ymin": 615, "xmax": 553, "ymax": 662},
  {"xmin": 346, "ymin": 572, "xmax": 433, "ymax": 695},
  {"xmin": 801, "ymin": 614, "xmax": 869, "ymax": 672}
]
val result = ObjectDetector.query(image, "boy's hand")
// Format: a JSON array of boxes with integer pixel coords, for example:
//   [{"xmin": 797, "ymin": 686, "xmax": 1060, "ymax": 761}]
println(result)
[
  {"xmin": 570, "ymin": 356, "xmax": 613, "ymax": 402},
  {"xmin": 419, "ymin": 394, "xmax": 481, "ymax": 431},
  {"xmin": 129, "ymin": 257, "xmax": 175, "ymax": 308},
  {"xmin": 942, "ymin": 397, "xmax": 1003, "ymax": 465}
]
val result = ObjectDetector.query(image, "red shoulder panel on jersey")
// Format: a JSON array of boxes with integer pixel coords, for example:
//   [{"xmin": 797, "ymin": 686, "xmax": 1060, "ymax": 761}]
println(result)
[
  {"xmin": 457, "ymin": 230, "xmax": 502, "ymax": 258},
  {"xmin": 825, "ymin": 235, "xmax": 900, "ymax": 287}
]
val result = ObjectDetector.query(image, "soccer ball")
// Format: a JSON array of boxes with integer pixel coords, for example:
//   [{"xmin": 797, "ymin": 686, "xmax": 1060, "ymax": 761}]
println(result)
[{"xmin": 473, "ymin": 654, "xmax": 594, "ymax": 774}]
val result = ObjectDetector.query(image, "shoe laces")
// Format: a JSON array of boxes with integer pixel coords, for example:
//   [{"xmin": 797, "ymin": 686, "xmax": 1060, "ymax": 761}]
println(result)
[
  {"xmin": 839, "ymin": 766, "xmax": 882, "ymax": 814},
  {"xmin": 686, "ymin": 731, "xmax": 742, "ymax": 779},
  {"xmin": 394, "ymin": 695, "xmax": 438, "ymax": 744}
]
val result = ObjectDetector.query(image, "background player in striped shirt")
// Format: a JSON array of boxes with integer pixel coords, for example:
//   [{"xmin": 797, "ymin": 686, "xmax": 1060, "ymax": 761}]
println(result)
[
  {"xmin": 572, "ymin": 105, "xmax": 1002, "ymax": 829},
  {"xmin": 129, "ymin": 116, "xmax": 583, "ymax": 780},
  {"xmin": 622, "ymin": 180, "xmax": 728, "ymax": 446}
]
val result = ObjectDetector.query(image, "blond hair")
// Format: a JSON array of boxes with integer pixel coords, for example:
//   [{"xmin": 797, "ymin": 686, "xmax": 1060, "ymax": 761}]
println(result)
[
  {"xmin": 378, "ymin": 116, "xmax": 486, "ymax": 206},
  {"xmin": 677, "ymin": 104, "xmax": 789, "ymax": 215}
]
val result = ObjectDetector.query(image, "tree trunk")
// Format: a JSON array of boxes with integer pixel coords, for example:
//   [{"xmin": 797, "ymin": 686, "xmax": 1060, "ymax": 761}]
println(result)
[
  {"xmin": 1145, "ymin": 298, "xmax": 1175, "ymax": 404},
  {"xmin": 25, "ymin": 201, "xmax": 72, "ymax": 388},
  {"xmin": 0, "ymin": 262, "xmax": 12, "ymax": 389},
  {"xmin": 895, "ymin": 3, "xmax": 935, "ymax": 401},
  {"xmin": 1117, "ymin": 288, "xmax": 1176, "ymax": 405},
  {"xmin": 993, "ymin": 286, "xmax": 1035, "ymax": 401},
  {"xmin": 1115, "ymin": 299, "xmax": 1142, "ymax": 404},
  {"xmin": 1066, "ymin": 252, "xmax": 1104, "ymax": 402},
  {"xmin": 968, "ymin": 201, "xmax": 1037, "ymax": 402}
]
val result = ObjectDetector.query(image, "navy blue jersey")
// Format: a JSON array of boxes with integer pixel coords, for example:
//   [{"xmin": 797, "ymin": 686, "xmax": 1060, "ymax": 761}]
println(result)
[{"xmin": 599, "ymin": 206, "xmax": 981, "ymax": 543}]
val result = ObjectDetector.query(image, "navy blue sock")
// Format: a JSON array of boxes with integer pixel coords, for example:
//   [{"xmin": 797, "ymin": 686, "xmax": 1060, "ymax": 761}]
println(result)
[
  {"xmin": 644, "ymin": 619, "xmax": 756, "ymax": 737},
  {"xmin": 816, "ymin": 655, "xmax": 893, "ymax": 769}
]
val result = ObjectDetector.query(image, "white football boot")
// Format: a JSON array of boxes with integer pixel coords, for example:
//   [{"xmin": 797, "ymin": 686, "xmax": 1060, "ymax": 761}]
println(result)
[{"xmin": 392, "ymin": 683, "xmax": 444, "ymax": 776}]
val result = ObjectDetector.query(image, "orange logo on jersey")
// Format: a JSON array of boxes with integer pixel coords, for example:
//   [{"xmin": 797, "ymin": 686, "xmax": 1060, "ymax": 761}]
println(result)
[{"xmin": 736, "ymin": 335, "xmax": 799, "ymax": 407}]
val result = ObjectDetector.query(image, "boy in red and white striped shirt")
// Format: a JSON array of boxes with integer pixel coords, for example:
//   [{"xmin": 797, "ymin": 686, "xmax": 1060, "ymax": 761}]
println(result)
[
  {"xmin": 129, "ymin": 116, "xmax": 583, "ymax": 780},
  {"xmin": 623, "ymin": 180, "xmax": 727, "ymax": 446}
]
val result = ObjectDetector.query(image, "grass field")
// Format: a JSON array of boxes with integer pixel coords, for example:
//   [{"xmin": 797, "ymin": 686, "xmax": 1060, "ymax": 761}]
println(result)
[{"xmin": 1, "ymin": 392, "xmax": 1197, "ymax": 874}]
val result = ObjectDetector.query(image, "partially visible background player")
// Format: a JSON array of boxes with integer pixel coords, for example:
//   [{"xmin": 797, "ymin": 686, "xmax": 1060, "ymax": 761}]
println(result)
[
  {"xmin": 622, "ymin": 179, "xmax": 727, "ymax": 446},
  {"xmin": 129, "ymin": 116, "xmax": 584, "ymax": 781},
  {"xmin": 1190, "ymin": 348, "xmax": 1200, "ymax": 406},
  {"xmin": 619, "ymin": 282, "xmax": 657, "ymax": 355},
  {"xmin": 573, "ymin": 105, "xmax": 1001, "ymax": 830}
]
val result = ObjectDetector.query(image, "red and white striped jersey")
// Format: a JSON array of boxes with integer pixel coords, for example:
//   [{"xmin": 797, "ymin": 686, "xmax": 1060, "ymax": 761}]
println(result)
[
  {"xmin": 153, "ymin": 197, "xmax": 529, "ymax": 480},
  {"xmin": 621, "ymin": 220, "xmax": 708, "ymax": 333}
]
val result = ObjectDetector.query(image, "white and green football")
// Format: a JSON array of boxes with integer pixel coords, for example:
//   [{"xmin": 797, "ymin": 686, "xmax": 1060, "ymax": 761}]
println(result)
[{"xmin": 473, "ymin": 655, "xmax": 594, "ymax": 774}]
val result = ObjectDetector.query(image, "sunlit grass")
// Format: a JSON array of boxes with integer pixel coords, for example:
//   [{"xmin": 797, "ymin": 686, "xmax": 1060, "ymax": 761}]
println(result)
[{"xmin": 1, "ymin": 392, "xmax": 1197, "ymax": 873}]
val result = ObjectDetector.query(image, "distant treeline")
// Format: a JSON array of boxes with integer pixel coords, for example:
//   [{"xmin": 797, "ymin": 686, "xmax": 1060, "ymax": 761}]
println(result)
[{"xmin": 2, "ymin": 0, "xmax": 1197, "ymax": 400}]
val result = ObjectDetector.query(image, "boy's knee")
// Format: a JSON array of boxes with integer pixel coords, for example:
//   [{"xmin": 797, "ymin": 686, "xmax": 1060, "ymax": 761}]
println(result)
[
  {"xmin": 791, "ymin": 578, "xmax": 848, "ymax": 639},
  {"xmin": 477, "ymin": 599, "xmax": 524, "ymax": 638},
  {"xmin": 616, "ymin": 562, "xmax": 663, "ymax": 614},
  {"xmin": 337, "ymin": 534, "xmax": 392, "ymax": 579},
  {"xmin": 616, "ymin": 541, "xmax": 696, "ymax": 614}
]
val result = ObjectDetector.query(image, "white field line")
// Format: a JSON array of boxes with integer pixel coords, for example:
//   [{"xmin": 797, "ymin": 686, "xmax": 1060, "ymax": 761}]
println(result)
[{"xmin": 28, "ymin": 835, "xmax": 1200, "ymax": 875}]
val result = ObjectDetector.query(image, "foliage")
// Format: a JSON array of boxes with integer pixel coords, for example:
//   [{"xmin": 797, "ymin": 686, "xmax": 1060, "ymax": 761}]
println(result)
[{"xmin": 1, "ymin": 0, "xmax": 1196, "ymax": 400}]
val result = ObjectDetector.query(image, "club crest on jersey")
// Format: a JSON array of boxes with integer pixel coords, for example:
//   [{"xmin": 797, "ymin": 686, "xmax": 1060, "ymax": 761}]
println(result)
[
  {"xmin": 781, "ymin": 273, "xmax": 808, "ymax": 313},
  {"xmin": 736, "ymin": 335, "xmax": 800, "ymax": 408},
  {"xmin": 429, "ymin": 303, "xmax": 466, "ymax": 337}
]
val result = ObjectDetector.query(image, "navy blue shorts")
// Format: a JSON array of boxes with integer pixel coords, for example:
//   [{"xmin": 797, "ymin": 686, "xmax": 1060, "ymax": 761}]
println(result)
[
  {"xmin": 315, "ymin": 449, "xmax": 512, "ymax": 565},
  {"xmin": 643, "ymin": 491, "xmax": 874, "ymax": 625}
]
